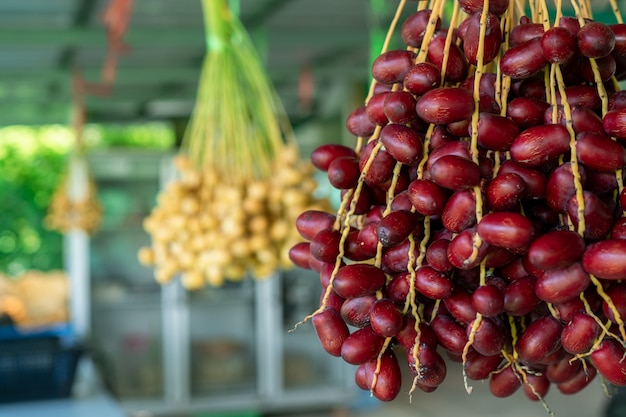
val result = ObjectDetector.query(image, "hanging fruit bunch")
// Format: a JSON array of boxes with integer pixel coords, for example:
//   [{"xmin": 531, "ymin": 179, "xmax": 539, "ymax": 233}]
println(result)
[
  {"xmin": 45, "ymin": 71, "xmax": 105, "ymax": 236},
  {"xmin": 138, "ymin": 0, "xmax": 330, "ymax": 290},
  {"xmin": 45, "ymin": 150, "xmax": 102, "ymax": 235},
  {"xmin": 291, "ymin": 0, "xmax": 626, "ymax": 411}
]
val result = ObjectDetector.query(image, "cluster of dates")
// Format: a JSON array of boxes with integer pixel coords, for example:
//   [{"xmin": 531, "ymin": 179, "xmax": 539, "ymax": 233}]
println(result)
[{"xmin": 290, "ymin": 0, "xmax": 626, "ymax": 409}]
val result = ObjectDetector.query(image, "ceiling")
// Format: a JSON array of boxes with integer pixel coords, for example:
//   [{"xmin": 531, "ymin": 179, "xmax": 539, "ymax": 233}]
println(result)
[
  {"xmin": 0, "ymin": 0, "xmax": 622, "ymax": 128},
  {"xmin": 0, "ymin": 0, "xmax": 401, "ymax": 127}
]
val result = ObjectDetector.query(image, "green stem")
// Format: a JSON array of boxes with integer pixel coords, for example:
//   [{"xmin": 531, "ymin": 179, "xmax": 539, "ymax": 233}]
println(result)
[{"xmin": 202, "ymin": 0, "xmax": 231, "ymax": 51}]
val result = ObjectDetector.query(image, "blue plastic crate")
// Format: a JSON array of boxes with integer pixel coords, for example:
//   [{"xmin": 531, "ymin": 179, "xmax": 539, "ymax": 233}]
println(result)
[{"xmin": 0, "ymin": 324, "xmax": 82, "ymax": 403}]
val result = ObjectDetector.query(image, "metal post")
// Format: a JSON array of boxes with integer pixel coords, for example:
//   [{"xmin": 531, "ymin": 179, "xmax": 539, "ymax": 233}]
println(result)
[{"xmin": 255, "ymin": 273, "xmax": 283, "ymax": 399}]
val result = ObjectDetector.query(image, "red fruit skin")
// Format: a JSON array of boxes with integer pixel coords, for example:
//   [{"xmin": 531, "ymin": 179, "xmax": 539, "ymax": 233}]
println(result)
[
  {"xmin": 501, "ymin": 38, "xmax": 548, "ymax": 79},
  {"xmin": 516, "ymin": 315, "xmax": 563, "ymax": 365},
  {"xmin": 310, "ymin": 144, "xmax": 357, "ymax": 171},
  {"xmin": 295, "ymin": 210, "xmax": 336, "ymax": 241},
  {"xmin": 590, "ymin": 339, "xmax": 626, "ymax": 386},
  {"xmin": 510, "ymin": 124, "xmax": 571, "ymax": 168},
  {"xmin": 527, "ymin": 230, "xmax": 586, "ymax": 271},
  {"xmin": 416, "ymin": 87, "xmax": 475, "ymax": 125},
  {"xmin": 561, "ymin": 312, "xmax": 600, "ymax": 355},
  {"xmin": 363, "ymin": 350, "xmax": 403, "ymax": 401},
  {"xmin": 477, "ymin": 211, "xmax": 535, "ymax": 250},
  {"xmin": 582, "ymin": 239, "xmax": 626, "ymax": 280},
  {"xmin": 312, "ymin": 308, "xmax": 349, "ymax": 357},
  {"xmin": 490, "ymin": 365, "xmax": 522, "ymax": 397},
  {"xmin": 534, "ymin": 262, "xmax": 590, "ymax": 304},
  {"xmin": 332, "ymin": 264, "xmax": 386, "ymax": 299}
]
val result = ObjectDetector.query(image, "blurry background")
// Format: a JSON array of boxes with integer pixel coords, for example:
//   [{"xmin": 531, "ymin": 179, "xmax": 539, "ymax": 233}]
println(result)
[{"xmin": 0, "ymin": 1, "xmax": 624, "ymax": 417}]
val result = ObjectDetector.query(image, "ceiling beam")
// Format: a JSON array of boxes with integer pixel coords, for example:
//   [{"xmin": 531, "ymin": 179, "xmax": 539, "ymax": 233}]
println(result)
[
  {"xmin": 0, "ymin": 62, "xmax": 367, "ymax": 89},
  {"xmin": 0, "ymin": 26, "xmax": 363, "ymax": 47}
]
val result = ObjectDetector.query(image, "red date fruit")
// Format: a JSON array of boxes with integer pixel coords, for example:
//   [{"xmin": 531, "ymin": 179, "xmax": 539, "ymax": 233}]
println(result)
[
  {"xmin": 288, "ymin": 242, "xmax": 313, "ymax": 269},
  {"xmin": 557, "ymin": 365, "xmax": 596, "ymax": 394},
  {"xmin": 477, "ymin": 211, "xmax": 535, "ymax": 250},
  {"xmin": 504, "ymin": 276, "xmax": 539, "ymax": 316},
  {"xmin": 576, "ymin": 131, "xmax": 626, "ymax": 172},
  {"xmin": 312, "ymin": 308, "xmax": 349, "ymax": 357},
  {"xmin": 507, "ymin": 97, "xmax": 551, "ymax": 129},
  {"xmin": 472, "ymin": 284, "xmax": 504, "ymax": 318},
  {"xmin": 546, "ymin": 104, "xmax": 604, "ymax": 134},
  {"xmin": 430, "ymin": 155, "xmax": 481, "ymax": 190},
  {"xmin": 416, "ymin": 87, "xmax": 475, "ymax": 125},
  {"xmin": 561, "ymin": 312, "xmax": 600, "ymax": 355},
  {"xmin": 371, "ymin": 50, "xmax": 416, "ymax": 84},
  {"xmin": 365, "ymin": 92, "xmax": 391, "ymax": 125},
  {"xmin": 359, "ymin": 140, "xmax": 395, "ymax": 186},
  {"xmin": 427, "ymin": 35, "xmax": 469, "ymax": 83},
  {"xmin": 527, "ymin": 230, "xmax": 586, "ymax": 271},
  {"xmin": 426, "ymin": 238, "xmax": 455, "ymax": 273},
  {"xmin": 490, "ymin": 365, "xmax": 522, "ymax": 397},
  {"xmin": 407, "ymin": 179, "xmax": 448, "ymax": 216},
  {"xmin": 535, "ymin": 262, "xmax": 590, "ymax": 304},
  {"xmin": 582, "ymin": 239, "xmax": 626, "ymax": 280},
  {"xmin": 510, "ymin": 124, "xmax": 571, "ymax": 167},
  {"xmin": 546, "ymin": 354, "xmax": 582, "ymax": 383},
  {"xmin": 556, "ymin": 85, "xmax": 601, "ymax": 110},
  {"xmin": 464, "ymin": 349, "xmax": 504, "ymax": 380},
  {"xmin": 603, "ymin": 284, "xmax": 626, "ymax": 323},
  {"xmin": 362, "ymin": 350, "xmax": 403, "ymax": 401},
  {"xmin": 590, "ymin": 339, "xmax": 626, "ymax": 386},
  {"xmin": 415, "ymin": 265, "xmax": 453, "ymax": 300},
  {"xmin": 332, "ymin": 264, "xmax": 386, "ymax": 299},
  {"xmin": 442, "ymin": 189, "xmax": 477, "ymax": 233},
  {"xmin": 407, "ymin": 344, "xmax": 447, "ymax": 388},
  {"xmin": 370, "ymin": 299, "xmax": 404, "ymax": 337},
  {"xmin": 383, "ymin": 91, "xmax": 418, "ymax": 124},
  {"xmin": 380, "ymin": 124, "xmax": 424, "ymax": 166},
  {"xmin": 445, "ymin": 288, "xmax": 478, "ymax": 324},
  {"xmin": 404, "ymin": 62, "xmax": 441, "ymax": 96},
  {"xmin": 340, "ymin": 295, "xmax": 377, "ymax": 328},
  {"xmin": 447, "ymin": 228, "xmax": 489, "ymax": 270},
  {"xmin": 346, "ymin": 106, "xmax": 376, "ymax": 137},
  {"xmin": 545, "ymin": 162, "xmax": 586, "ymax": 213},
  {"xmin": 523, "ymin": 373, "xmax": 551, "ymax": 402},
  {"xmin": 431, "ymin": 314, "xmax": 469, "ymax": 355},
  {"xmin": 510, "ymin": 21, "xmax": 544, "ymax": 47},
  {"xmin": 382, "ymin": 239, "xmax": 421, "ymax": 273},
  {"xmin": 541, "ymin": 26, "xmax": 577, "ymax": 64},
  {"xmin": 486, "ymin": 173, "xmax": 526, "ymax": 212},
  {"xmin": 501, "ymin": 37, "xmax": 548, "ymax": 79},
  {"xmin": 376, "ymin": 210, "xmax": 420, "ymax": 248},
  {"xmin": 396, "ymin": 318, "xmax": 438, "ymax": 351},
  {"xmin": 474, "ymin": 113, "xmax": 520, "ymax": 151},
  {"xmin": 385, "ymin": 272, "xmax": 411, "ymax": 304},
  {"xmin": 567, "ymin": 191, "xmax": 613, "ymax": 241},
  {"xmin": 577, "ymin": 21, "xmax": 615, "ymax": 58},
  {"xmin": 468, "ymin": 317, "xmax": 506, "ymax": 357},
  {"xmin": 401, "ymin": 9, "xmax": 441, "ymax": 48},
  {"xmin": 463, "ymin": 12, "xmax": 502, "ymax": 65},
  {"xmin": 516, "ymin": 315, "xmax": 563, "ymax": 365},
  {"xmin": 311, "ymin": 144, "xmax": 357, "ymax": 172},
  {"xmin": 500, "ymin": 161, "xmax": 548, "ymax": 199},
  {"xmin": 310, "ymin": 229, "xmax": 342, "ymax": 263},
  {"xmin": 581, "ymin": 54, "xmax": 616, "ymax": 82},
  {"xmin": 327, "ymin": 156, "xmax": 360, "ymax": 189},
  {"xmin": 459, "ymin": 0, "xmax": 509, "ymax": 16},
  {"xmin": 341, "ymin": 325, "xmax": 385, "ymax": 365},
  {"xmin": 603, "ymin": 108, "xmax": 626, "ymax": 139}
]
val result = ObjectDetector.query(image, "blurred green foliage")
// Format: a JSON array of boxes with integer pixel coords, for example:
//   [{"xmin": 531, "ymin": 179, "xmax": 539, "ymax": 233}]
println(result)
[{"xmin": 0, "ymin": 123, "xmax": 175, "ymax": 277}]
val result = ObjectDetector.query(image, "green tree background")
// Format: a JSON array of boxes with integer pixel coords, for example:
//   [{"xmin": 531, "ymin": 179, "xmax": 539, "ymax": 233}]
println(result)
[{"xmin": 0, "ymin": 123, "xmax": 174, "ymax": 277}]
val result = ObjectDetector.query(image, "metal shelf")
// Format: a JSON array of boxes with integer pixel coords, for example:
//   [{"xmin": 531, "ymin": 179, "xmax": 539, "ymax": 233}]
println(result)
[{"xmin": 79, "ymin": 150, "xmax": 355, "ymax": 416}]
